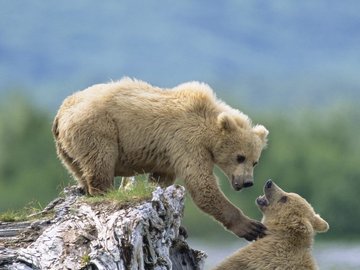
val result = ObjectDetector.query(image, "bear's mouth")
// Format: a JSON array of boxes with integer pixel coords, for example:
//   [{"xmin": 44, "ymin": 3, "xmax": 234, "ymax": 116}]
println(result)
[{"xmin": 256, "ymin": 195, "xmax": 269, "ymax": 207}]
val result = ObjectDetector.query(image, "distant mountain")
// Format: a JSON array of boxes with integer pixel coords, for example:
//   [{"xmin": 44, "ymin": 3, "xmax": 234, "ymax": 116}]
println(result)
[{"xmin": 0, "ymin": 0, "xmax": 359, "ymax": 111}]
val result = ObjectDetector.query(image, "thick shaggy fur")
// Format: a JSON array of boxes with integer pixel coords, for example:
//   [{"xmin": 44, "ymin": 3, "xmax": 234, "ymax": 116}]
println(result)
[
  {"xmin": 53, "ymin": 77, "xmax": 269, "ymax": 239},
  {"xmin": 214, "ymin": 181, "xmax": 329, "ymax": 270}
]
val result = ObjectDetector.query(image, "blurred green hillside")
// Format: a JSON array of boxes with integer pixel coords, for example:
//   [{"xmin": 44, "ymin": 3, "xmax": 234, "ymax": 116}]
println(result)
[
  {"xmin": 0, "ymin": 96, "xmax": 68, "ymax": 211},
  {"xmin": 0, "ymin": 96, "xmax": 359, "ymax": 240}
]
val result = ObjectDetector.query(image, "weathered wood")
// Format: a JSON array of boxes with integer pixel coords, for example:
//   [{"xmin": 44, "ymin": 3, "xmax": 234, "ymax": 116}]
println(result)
[{"xmin": 0, "ymin": 185, "xmax": 207, "ymax": 270}]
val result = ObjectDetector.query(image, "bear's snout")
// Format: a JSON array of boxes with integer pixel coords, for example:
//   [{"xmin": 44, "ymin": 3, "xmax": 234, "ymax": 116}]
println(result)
[
  {"xmin": 231, "ymin": 175, "xmax": 242, "ymax": 190},
  {"xmin": 263, "ymin": 180, "xmax": 286, "ymax": 204},
  {"xmin": 231, "ymin": 175, "xmax": 253, "ymax": 191},
  {"xmin": 265, "ymin": 179, "xmax": 273, "ymax": 189}
]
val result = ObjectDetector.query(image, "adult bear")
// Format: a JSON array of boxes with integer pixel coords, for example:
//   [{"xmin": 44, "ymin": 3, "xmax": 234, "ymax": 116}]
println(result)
[{"xmin": 52, "ymin": 77, "xmax": 269, "ymax": 240}]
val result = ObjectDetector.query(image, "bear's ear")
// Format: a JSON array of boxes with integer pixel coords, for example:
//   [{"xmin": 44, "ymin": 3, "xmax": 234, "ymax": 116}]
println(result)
[
  {"xmin": 232, "ymin": 112, "xmax": 252, "ymax": 129},
  {"xmin": 252, "ymin": 125, "xmax": 269, "ymax": 144},
  {"xmin": 311, "ymin": 214, "xmax": 329, "ymax": 233},
  {"xmin": 217, "ymin": 112, "xmax": 237, "ymax": 132}
]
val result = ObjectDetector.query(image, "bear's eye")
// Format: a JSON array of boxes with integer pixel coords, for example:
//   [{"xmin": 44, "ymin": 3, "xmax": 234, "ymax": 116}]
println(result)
[
  {"xmin": 253, "ymin": 161, "xmax": 258, "ymax": 167},
  {"xmin": 278, "ymin": 196, "xmax": 288, "ymax": 203},
  {"xmin": 236, "ymin": 155, "xmax": 246, "ymax": 163}
]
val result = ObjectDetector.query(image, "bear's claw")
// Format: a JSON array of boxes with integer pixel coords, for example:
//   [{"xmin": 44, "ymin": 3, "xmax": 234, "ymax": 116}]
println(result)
[{"xmin": 244, "ymin": 221, "xmax": 267, "ymax": 241}]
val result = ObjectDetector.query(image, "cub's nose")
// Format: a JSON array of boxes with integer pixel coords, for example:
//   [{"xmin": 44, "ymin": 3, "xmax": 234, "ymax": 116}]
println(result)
[
  {"xmin": 243, "ymin": 181, "xmax": 254, "ymax": 188},
  {"xmin": 265, "ymin": 179, "xmax": 273, "ymax": 189}
]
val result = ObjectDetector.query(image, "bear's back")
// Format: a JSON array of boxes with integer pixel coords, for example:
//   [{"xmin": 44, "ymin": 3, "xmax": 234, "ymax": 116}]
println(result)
[
  {"xmin": 57, "ymin": 78, "xmax": 235, "ymax": 128},
  {"xmin": 107, "ymin": 78, "xmax": 221, "ymax": 119}
]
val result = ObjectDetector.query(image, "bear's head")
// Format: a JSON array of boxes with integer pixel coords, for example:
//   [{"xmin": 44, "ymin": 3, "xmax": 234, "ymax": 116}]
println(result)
[
  {"xmin": 256, "ymin": 180, "xmax": 329, "ymax": 238},
  {"xmin": 213, "ymin": 112, "xmax": 268, "ymax": 191}
]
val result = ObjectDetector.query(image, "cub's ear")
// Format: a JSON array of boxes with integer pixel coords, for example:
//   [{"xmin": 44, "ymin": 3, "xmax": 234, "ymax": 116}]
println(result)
[
  {"xmin": 311, "ymin": 214, "xmax": 329, "ymax": 233},
  {"xmin": 217, "ymin": 112, "xmax": 236, "ymax": 132},
  {"xmin": 252, "ymin": 125, "xmax": 269, "ymax": 144}
]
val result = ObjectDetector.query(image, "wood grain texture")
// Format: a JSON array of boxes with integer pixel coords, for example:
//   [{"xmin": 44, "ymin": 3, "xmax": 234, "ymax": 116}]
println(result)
[{"xmin": 0, "ymin": 185, "xmax": 206, "ymax": 270}]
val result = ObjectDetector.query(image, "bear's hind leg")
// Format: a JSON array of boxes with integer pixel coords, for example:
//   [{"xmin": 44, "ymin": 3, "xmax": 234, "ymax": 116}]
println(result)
[
  {"xmin": 80, "ymin": 145, "xmax": 118, "ymax": 196},
  {"xmin": 83, "ymin": 163, "xmax": 115, "ymax": 195},
  {"xmin": 56, "ymin": 141, "xmax": 88, "ymax": 193}
]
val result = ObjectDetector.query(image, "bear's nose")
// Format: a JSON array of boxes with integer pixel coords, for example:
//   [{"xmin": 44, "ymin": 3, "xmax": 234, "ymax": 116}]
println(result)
[
  {"xmin": 265, "ymin": 179, "xmax": 273, "ymax": 189},
  {"xmin": 233, "ymin": 182, "xmax": 242, "ymax": 190},
  {"xmin": 234, "ymin": 183, "xmax": 242, "ymax": 190}
]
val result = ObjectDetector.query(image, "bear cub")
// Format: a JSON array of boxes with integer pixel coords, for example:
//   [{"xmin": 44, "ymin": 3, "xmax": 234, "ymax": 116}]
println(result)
[{"xmin": 214, "ymin": 180, "xmax": 329, "ymax": 270}]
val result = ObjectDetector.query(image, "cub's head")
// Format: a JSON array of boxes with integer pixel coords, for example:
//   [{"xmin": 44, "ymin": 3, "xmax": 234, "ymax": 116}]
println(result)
[
  {"xmin": 213, "ymin": 112, "xmax": 268, "ymax": 191},
  {"xmin": 256, "ymin": 180, "xmax": 329, "ymax": 237}
]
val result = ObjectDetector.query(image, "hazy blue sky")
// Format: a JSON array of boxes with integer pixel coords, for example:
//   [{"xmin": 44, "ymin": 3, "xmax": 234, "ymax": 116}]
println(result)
[{"xmin": 1, "ymin": 1, "xmax": 359, "ymax": 110}]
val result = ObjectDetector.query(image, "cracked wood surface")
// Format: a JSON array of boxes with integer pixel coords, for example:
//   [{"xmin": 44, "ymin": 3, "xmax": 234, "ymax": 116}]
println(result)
[{"xmin": 0, "ymin": 185, "xmax": 207, "ymax": 270}]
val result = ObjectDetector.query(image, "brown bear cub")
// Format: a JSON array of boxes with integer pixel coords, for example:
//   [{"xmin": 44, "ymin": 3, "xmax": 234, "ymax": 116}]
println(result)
[
  {"xmin": 214, "ymin": 180, "xmax": 329, "ymax": 270},
  {"xmin": 52, "ymin": 78, "xmax": 269, "ymax": 240}
]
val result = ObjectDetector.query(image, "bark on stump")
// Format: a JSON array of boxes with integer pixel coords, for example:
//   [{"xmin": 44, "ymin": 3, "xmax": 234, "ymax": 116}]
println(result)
[{"xmin": 0, "ymin": 185, "xmax": 207, "ymax": 270}]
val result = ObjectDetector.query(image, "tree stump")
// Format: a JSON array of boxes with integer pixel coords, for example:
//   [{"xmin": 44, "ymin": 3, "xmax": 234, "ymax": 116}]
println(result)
[{"xmin": 0, "ymin": 185, "xmax": 207, "ymax": 270}]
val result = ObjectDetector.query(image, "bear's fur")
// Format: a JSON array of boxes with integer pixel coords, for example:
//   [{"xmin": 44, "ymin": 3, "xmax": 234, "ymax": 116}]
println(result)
[
  {"xmin": 52, "ymin": 77, "xmax": 269, "ymax": 240},
  {"xmin": 214, "ymin": 180, "xmax": 329, "ymax": 270}
]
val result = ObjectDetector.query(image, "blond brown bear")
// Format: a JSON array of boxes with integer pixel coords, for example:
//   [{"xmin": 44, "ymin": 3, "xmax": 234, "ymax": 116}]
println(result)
[
  {"xmin": 214, "ymin": 180, "xmax": 329, "ymax": 270},
  {"xmin": 52, "ymin": 77, "xmax": 269, "ymax": 240}
]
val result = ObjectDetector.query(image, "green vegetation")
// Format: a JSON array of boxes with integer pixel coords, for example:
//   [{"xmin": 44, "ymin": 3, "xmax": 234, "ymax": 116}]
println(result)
[
  {"xmin": 81, "ymin": 253, "xmax": 91, "ymax": 266},
  {"xmin": 85, "ymin": 179, "xmax": 156, "ymax": 206},
  {"xmin": 0, "ymin": 200, "xmax": 45, "ymax": 222},
  {"xmin": 0, "ymin": 96, "xmax": 359, "ymax": 241},
  {"xmin": 0, "ymin": 210, "xmax": 29, "ymax": 222}
]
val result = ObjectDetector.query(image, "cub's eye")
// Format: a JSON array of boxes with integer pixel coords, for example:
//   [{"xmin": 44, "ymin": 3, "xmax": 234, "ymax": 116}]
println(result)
[
  {"xmin": 236, "ymin": 155, "xmax": 246, "ymax": 163},
  {"xmin": 278, "ymin": 196, "xmax": 288, "ymax": 203},
  {"xmin": 253, "ymin": 161, "xmax": 258, "ymax": 167}
]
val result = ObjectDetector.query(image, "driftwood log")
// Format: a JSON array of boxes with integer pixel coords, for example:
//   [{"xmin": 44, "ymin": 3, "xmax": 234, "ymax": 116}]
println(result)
[{"xmin": 0, "ymin": 185, "xmax": 207, "ymax": 270}]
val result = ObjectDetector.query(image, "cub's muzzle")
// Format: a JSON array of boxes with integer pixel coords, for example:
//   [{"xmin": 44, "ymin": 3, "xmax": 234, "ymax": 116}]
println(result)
[{"xmin": 256, "ymin": 179, "xmax": 285, "ymax": 208}]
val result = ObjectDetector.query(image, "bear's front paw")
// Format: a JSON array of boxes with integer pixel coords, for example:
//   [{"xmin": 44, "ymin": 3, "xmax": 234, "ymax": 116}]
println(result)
[{"xmin": 230, "ymin": 218, "xmax": 267, "ymax": 241}]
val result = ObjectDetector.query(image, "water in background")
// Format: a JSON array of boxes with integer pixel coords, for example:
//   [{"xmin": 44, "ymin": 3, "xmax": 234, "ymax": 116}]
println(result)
[{"xmin": 189, "ymin": 240, "xmax": 360, "ymax": 270}]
